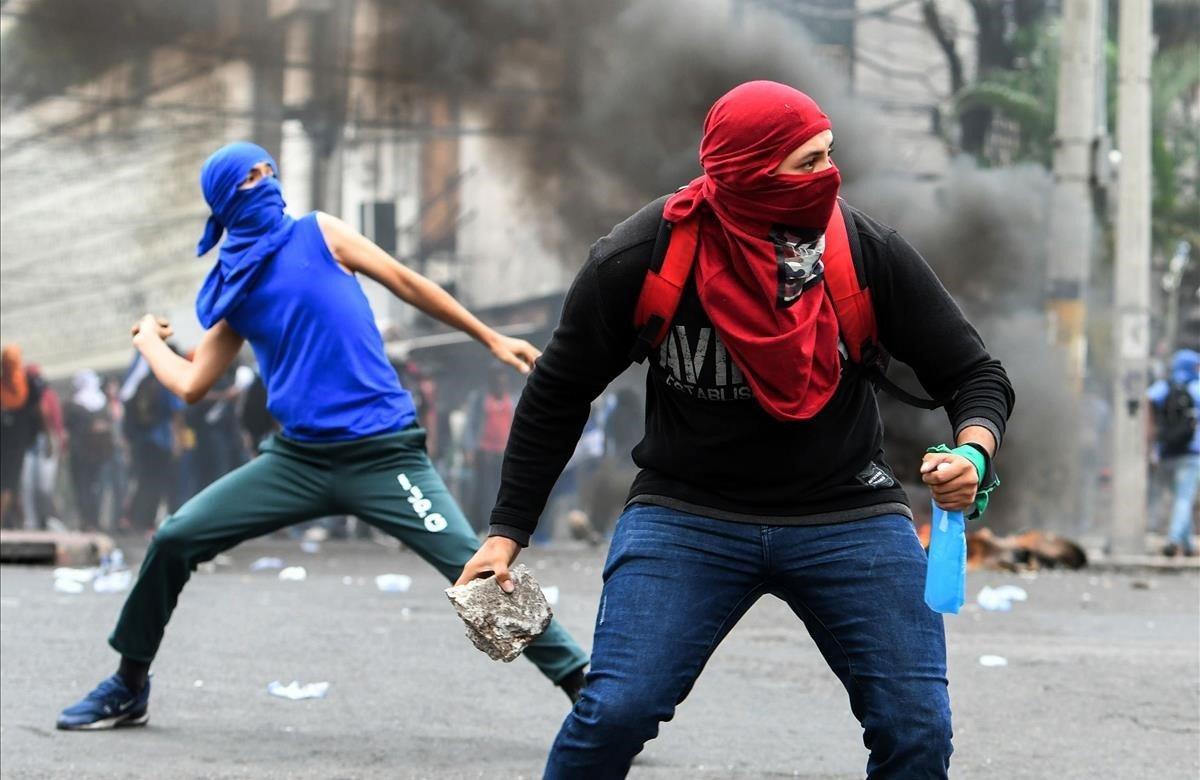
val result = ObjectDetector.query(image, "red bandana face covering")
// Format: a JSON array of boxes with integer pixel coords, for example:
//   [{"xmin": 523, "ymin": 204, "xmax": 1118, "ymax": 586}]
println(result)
[{"xmin": 664, "ymin": 81, "xmax": 843, "ymax": 421}]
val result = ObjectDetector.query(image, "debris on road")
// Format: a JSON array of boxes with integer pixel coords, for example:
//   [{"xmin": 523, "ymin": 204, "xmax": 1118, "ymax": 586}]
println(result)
[
  {"xmin": 566, "ymin": 510, "xmax": 602, "ymax": 546},
  {"xmin": 53, "ymin": 567, "xmax": 96, "ymax": 583},
  {"xmin": 374, "ymin": 573, "xmax": 412, "ymax": 593},
  {"xmin": 53, "ymin": 566, "xmax": 96, "ymax": 594},
  {"xmin": 976, "ymin": 585, "xmax": 1029, "ymax": 612},
  {"xmin": 199, "ymin": 553, "xmax": 235, "ymax": 575},
  {"xmin": 101, "ymin": 549, "xmax": 126, "ymax": 570},
  {"xmin": 542, "ymin": 585, "xmax": 560, "ymax": 605},
  {"xmin": 93, "ymin": 569, "xmax": 132, "ymax": 593},
  {"xmin": 979, "ymin": 655, "xmax": 1009, "ymax": 667},
  {"xmin": 267, "ymin": 680, "xmax": 329, "ymax": 700},
  {"xmin": 53, "ymin": 577, "xmax": 85, "ymax": 594},
  {"xmin": 0, "ymin": 529, "xmax": 115, "ymax": 566},
  {"xmin": 916, "ymin": 525, "xmax": 1088, "ymax": 571},
  {"xmin": 250, "ymin": 557, "xmax": 285, "ymax": 571},
  {"xmin": 445, "ymin": 564, "xmax": 552, "ymax": 662},
  {"xmin": 278, "ymin": 566, "xmax": 307, "ymax": 581},
  {"xmin": 300, "ymin": 540, "xmax": 321, "ymax": 554}
]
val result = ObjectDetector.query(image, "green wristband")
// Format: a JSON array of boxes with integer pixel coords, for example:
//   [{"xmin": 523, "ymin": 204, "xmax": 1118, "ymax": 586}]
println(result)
[
  {"xmin": 926, "ymin": 443, "xmax": 998, "ymax": 520},
  {"xmin": 925, "ymin": 443, "xmax": 984, "ymax": 483},
  {"xmin": 953, "ymin": 444, "xmax": 986, "ymax": 484}
]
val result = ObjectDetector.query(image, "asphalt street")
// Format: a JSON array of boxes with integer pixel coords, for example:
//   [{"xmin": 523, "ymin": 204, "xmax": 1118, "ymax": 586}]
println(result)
[{"xmin": 1, "ymin": 538, "xmax": 1197, "ymax": 779}]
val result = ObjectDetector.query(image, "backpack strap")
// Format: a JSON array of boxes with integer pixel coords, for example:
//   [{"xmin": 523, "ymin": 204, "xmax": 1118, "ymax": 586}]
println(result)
[
  {"xmin": 629, "ymin": 198, "xmax": 948, "ymax": 411},
  {"xmin": 864, "ymin": 359, "xmax": 946, "ymax": 410},
  {"xmin": 824, "ymin": 200, "xmax": 875, "ymax": 364},
  {"xmin": 828, "ymin": 199, "xmax": 945, "ymax": 411},
  {"xmin": 629, "ymin": 214, "xmax": 701, "ymax": 364}
]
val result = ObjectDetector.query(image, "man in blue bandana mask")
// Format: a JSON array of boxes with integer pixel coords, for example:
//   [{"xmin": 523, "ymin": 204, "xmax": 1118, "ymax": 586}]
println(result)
[
  {"xmin": 1148, "ymin": 349, "xmax": 1200, "ymax": 557},
  {"xmin": 56, "ymin": 142, "xmax": 590, "ymax": 731},
  {"xmin": 193, "ymin": 142, "xmax": 296, "ymax": 327}
]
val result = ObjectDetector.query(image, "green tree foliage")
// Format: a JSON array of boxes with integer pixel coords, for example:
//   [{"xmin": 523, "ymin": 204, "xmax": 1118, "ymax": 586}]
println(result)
[{"xmin": 923, "ymin": 0, "xmax": 1199, "ymax": 257}]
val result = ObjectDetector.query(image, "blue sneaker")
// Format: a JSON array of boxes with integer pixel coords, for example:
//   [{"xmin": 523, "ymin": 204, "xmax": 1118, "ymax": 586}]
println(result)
[{"xmin": 57, "ymin": 674, "xmax": 150, "ymax": 730}]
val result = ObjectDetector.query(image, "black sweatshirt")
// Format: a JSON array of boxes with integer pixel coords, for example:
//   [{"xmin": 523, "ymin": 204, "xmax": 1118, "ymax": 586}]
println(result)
[{"xmin": 489, "ymin": 197, "xmax": 1015, "ymax": 546}]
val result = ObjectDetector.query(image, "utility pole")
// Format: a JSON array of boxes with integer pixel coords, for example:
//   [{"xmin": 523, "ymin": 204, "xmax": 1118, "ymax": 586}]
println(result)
[
  {"xmin": 1046, "ymin": 0, "xmax": 1105, "ymax": 389},
  {"xmin": 1047, "ymin": 0, "xmax": 1106, "ymax": 533},
  {"xmin": 279, "ymin": 0, "xmax": 353, "ymax": 213},
  {"xmin": 248, "ymin": 0, "xmax": 284, "ymax": 157},
  {"xmin": 1110, "ymin": 0, "xmax": 1154, "ymax": 555},
  {"xmin": 306, "ymin": 0, "xmax": 353, "ymax": 214}
]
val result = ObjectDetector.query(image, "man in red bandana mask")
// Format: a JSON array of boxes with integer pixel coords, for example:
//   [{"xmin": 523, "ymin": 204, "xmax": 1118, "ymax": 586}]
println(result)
[{"xmin": 460, "ymin": 81, "xmax": 1014, "ymax": 778}]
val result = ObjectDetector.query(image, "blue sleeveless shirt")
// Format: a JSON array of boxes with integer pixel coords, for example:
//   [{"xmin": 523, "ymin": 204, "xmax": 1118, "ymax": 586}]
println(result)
[{"xmin": 223, "ymin": 213, "xmax": 417, "ymax": 441}]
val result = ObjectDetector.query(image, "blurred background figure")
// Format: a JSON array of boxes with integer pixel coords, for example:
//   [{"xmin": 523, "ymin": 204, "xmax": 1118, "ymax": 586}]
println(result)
[
  {"xmin": 238, "ymin": 367, "xmax": 276, "ymax": 454},
  {"xmin": 465, "ymin": 369, "xmax": 514, "ymax": 533},
  {"xmin": 21, "ymin": 364, "xmax": 65, "ymax": 531},
  {"xmin": 185, "ymin": 363, "xmax": 248, "ymax": 493},
  {"xmin": 545, "ymin": 400, "xmax": 608, "ymax": 545},
  {"xmin": 581, "ymin": 391, "xmax": 639, "ymax": 538},
  {"xmin": 101, "ymin": 376, "xmax": 131, "ymax": 530},
  {"xmin": 1, "ymin": 344, "xmax": 43, "ymax": 528},
  {"xmin": 64, "ymin": 369, "xmax": 113, "ymax": 531},
  {"xmin": 120, "ymin": 354, "xmax": 183, "ymax": 534},
  {"xmin": 603, "ymin": 388, "xmax": 643, "ymax": 469},
  {"xmin": 1147, "ymin": 349, "xmax": 1200, "ymax": 557}
]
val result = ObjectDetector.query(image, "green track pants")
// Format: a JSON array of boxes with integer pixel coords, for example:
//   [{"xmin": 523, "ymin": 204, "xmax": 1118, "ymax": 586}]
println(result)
[{"xmin": 108, "ymin": 427, "xmax": 589, "ymax": 684}]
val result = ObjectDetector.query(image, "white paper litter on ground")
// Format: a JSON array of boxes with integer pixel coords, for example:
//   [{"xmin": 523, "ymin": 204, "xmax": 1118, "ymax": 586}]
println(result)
[
  {"xmin": 93, "ymin": 570, "xmax": 133, "ymax": 593},
  {"xmin": 250, "ymin": 557, "xmax": 285, "ymax": 571},
  {"xmin": 541, "ymin": 586, "xmax": 560, "ymax": 605},
  {"xmin": 374, "ymin": 574, "xmax": 412, "ymax": 593},
  {"xmin": 278, "ymin": 567, "xmax": 307, "ymax": 581},
  {"xmin": 267, "ymin": 680, "xmax": 330, "ymax": 700},
  {"xmin": 979, "ymin": 655, "xmax": 1009, "ymax": 667},
  {"xmin": 54, "ymin": 578, "xmax": 85, "ymax": 594},
  {"xmin": 976, "ymin": 585, "xmax": 1028, "ymax": 612}
]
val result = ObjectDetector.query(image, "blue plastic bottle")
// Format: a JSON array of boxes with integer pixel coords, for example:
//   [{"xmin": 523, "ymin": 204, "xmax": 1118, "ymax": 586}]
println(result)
[{"xmin": 924, "ymin": 501, "xmax": 966, "ymax": 614}]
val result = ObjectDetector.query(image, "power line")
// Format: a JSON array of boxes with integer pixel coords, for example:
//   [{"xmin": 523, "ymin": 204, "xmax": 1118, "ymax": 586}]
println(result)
[
  {"xmin": 0, "ymin": 7, "xmax": 562, "ymax": 101},
  {"xmin": 0, "ymin": 212, "xmax": 200, "ymax": 277}
]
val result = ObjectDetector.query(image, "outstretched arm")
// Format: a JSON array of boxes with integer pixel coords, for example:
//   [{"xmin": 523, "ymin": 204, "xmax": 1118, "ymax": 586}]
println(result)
[
  {"xmin": 315, "ymin": 211, "xmax": 538, "ymax": 375},
  {"xmin": 870, "ymin": 228, "xmax": 1014, "ymax": 513},
  {"xmin": 454, "ymin": 251, "xmax": 639, "ymax": 587},
  {"xmin": 130, "ymin": 315, "xmax": 243, "ymax": 404}
]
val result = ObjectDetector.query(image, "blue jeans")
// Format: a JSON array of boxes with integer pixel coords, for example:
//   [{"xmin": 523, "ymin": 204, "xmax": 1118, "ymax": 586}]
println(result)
[
  {"xmin": 544, "ymin": 504, "xmax": 951, "ymax": 779},
  {"xmin": 1166, "ymin": 454, "xmax": 1200, "ymax": 553}
]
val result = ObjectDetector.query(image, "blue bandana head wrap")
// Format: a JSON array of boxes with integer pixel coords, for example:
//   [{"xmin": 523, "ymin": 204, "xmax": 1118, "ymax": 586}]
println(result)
[
  {"xmin": 195, "ymin": 142, "xmax": 296, "ymax": 328},
  {"xmin": 1171, "ymin": 349, "xmax": 1200, "ymax": 384}
]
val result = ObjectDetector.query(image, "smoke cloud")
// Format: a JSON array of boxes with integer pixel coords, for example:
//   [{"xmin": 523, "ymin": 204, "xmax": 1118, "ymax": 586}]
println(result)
[
  {"xmin": 4, "ymin": 0, "xmax": 1084, "ymax": 533},
  {"xmin": 381, "ymin": 0, "xmax": 1074, "ymax": 533}
]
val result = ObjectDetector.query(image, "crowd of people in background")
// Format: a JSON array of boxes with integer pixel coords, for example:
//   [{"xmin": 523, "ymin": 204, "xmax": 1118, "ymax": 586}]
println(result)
[
  {"xmin": 405, "ymin": 362, "xmax": 644, "ymax": 543},
  {"xmin": 0, "ymin": 341, "xmax": 646, "ymax": 543},
  {"xmin": 4, "ymin": 337, "xmax": 1193, "ymax": 551},
  {"xmin": 0, "ymin": 344, "xmax": 267, "ymax": 536}
]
